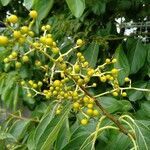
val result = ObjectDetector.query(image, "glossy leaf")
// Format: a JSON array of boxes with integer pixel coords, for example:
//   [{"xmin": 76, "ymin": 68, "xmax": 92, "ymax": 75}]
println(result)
[
  {"xmin": 114, "ymin": 45, "xmax": 130, "ymax": 85},
  {"xmin": 83, "ymin": 42, "xmax": 99, "ymax": 68},
  {"xmin": 8, "ymin": 119, "xmax": 31, "ymax": 140},
  {"xmin": 98, "ymin": 97, "xmax": 121, "ymax": 113},
  {"xmin": 126, "ymin": 39, "xmax": 147, "ymax": 74},
  {"xmin": 33, "ymin": 0, "xmax": 54, "ymax": 21},
  {"xmin": 34, "ymin": 103, "xmax": 71, "ymax": 150},
  {"xmin": 54, "ymin": 119, "xmax": 70, "ymax": 150},
  {"xmin": 0, "ymin": 0, "xmax": 11, "ymax": 6},
  {"xmin": 66, "ymin": 0, "xmax": 85, "ymax": 18}
]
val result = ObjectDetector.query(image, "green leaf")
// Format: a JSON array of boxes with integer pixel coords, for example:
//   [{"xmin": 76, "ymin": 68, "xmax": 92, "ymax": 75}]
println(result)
[
  {"xmin": 34, "ymin": 103, "xmax": 71, "ymax": 150},
  {"xmin": 98, "ymin": 97, "xmax": 121, "ymax": 113},
  {"xmin": 83, "ymin": 42, "xmax": 99, "ymax": 68},
  {"xmin": 126, "ymin": 39, "xmax": 147, "ymax": 74},
  {"xmin": 33, "ymin": 0, "xmax": 54, "ymax": 21},
  {"xmin": 141, "ymin": 101, "xmax": 150, "ymax": 118},
  {"xmin": 114, "ymin": 45, "xmax": 130, "ymax": 85},
  {"xmin": 134, "ymin": 120, "xmax": 150, "ymax": 150},
  {"xmin": 127, "ymin": 81, "xmax": 147, "ymax": 101},
  {"xmin": 8, "ymin": 120, "xmax": 31, "ymax": 140},
  {"xmin": 66, "ymin": 0, "xmax": 85, "ymax": 18},
  {"xmin": 91, "ymin": 0, "xmax": 106, "ymax": 15},
  {"xmin": 23, "ymin": 0, "xmax": 33, "ymax": 10},
  {"xmin": 0, "ymin": 129, "xmax": 16, "ymax": 141},
  {"xmin": 104, "ymin": 133, "xmax": 131, "ymax": 150},
  {"xmin": 0, "ymin": 0, "xmax": 11, "ymax": 6},
  {"xmin": 54, "ymin": 119, "xmax": 70, "ymax": 150},
  {"xmin": 62, "ymin": 121, "xmax": 97, "ymax": 150}
]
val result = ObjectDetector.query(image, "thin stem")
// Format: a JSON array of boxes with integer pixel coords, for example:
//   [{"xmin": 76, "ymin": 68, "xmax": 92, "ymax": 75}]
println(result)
[
  {"xmin": 121, "ymin": 87, "xmax": 150, "ymax": 92},
  {"xmin": 94, "ymin": 89, "xmax": 115, "ymax": 98},
  {"xmin": 60, "ymin": 45, "xmax": 79, "ymax": 57}
]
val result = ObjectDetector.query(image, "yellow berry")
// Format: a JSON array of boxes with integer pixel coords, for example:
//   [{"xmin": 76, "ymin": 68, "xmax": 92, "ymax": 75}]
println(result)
[
  {"xmin": 74, "ymin": 64, "xmax": 80, "ymax": 73},
  {"xmin": 45, "ymin": 25, "xmax": 51, "ymax": 30},
  {"xmin": 109, "ymin": 76, "xmax": 114, "ymax": 81},
  {"xmin": 122, "ymin": 92, "xmax": 127, "ymax": 97},
  {"xmin": 86, "ymin": 109, "xmax": 93, "ymax": 116},
  {"xmin": 125, "ymin": 77, "xmax": 130, "ymax": 82},
  {"xmin": 52, "ymin": 47, "xmax": 59, "ymax": 54},
  {"xmin": 88, "ymin": 98, "xmax": 94, "ymax": 104},
  {"xmin": 106, "ymin": 74, "xmax": 111, "ymax": 80},
  {"xmin": 77, "ymin": 79, "xmax": 84, "ymax": 85},
  {"xmin": 9, "ymin": 55, "xmax": 13, "ymax": 59},
  {"xmin": 93, "ymin": 109, "xmax": 99, "ymax": 116},
  {"xmin": 12, "ymin": 51, "xmax": 18, "ymax": 58},
  {"xmin": 84, "ymin": 76, "xmax": 90, "ymax": 83},
  {"xmin": 35, "ymin": 60, "xmax": 42, "ymax": 67},
  {"xmin": 0, "ymin": 36, "xmax": 8, "ymax": 45},
  {"xmin": 21, "ymin": 26, "xmax": 29, "ymax": 34},
  {"xmin": 73, "ymin": 102, "xmax": 80, "ymax": 109},
  {"xmin": 28, "ymin": 31, "xmax": 34, "ymax": 37},
  {"xmin": 87, "ymin": 104, "xmax": 94, "ymax": 109},
  {"xmin": 77, "ymin": 52, "xmax": 82, "ymax": 57},
  {"xmin": 45, "ymin": 37, "xmax": 53, "ymax": 46},
  {"xmin": 29, "ymin": 10, "xmax": 38, "ymax": 19},
  {"xmin": 111, "ymin": 68, "xmax": 119, "ymax": 75},
  {"xmin": 22, "ymin": 55, "xmax": 29, "ymax": 62},
  {"xmin": 83, "ymin": 61, "xmax": 89, "ymax": 67},
  {"xmin": 18, "ymin": 37, "xmax": 25, "ymax": 44},
  {"xmin": 53, "ymin": 90, "xmax": 58, "ymax": 96},
  {"xmin": 41, "ymin": 26, "xmax": 46, "ymax": 31},
  {"xmin": 105, "ymin": 58, "xmax": 111, "ymax": 64},
  {"xmin": 53, "ymin": 80, "xmax": 61, "ymax": 87},
  {"xmin": 21, "ymin": 81, "xmax": 25, "ymax": 86},
  {"xmin": 56, "ymin": 109, "xmax": 61, "ymax": 115},
  {"xmin": 87, "ymin": 69, "xmax": 95, "ymax": 76},
  {"xmin": 40, "ymin": 36, "xmax": 47, "ymax": 44},
  {"xmin": 83, "ymin": 96, "xmax": 89, "ymax": 103},
  {"xmin": 112, "ymin": 59, "xmax": 117, "ymax": 63},
  {"xmin": 76, "ymin": 39, "xmax": 83, "ymax": 46},
  {"xmin": 32, "ymin": 83, "xmax": 38, "ymax": 89},
  {"xmin": 28, "ymin": 80, "xmax": 34, "ymax": 85},
  {"xmin": 27, "ymin": 93, "xmax": 32, "ymax": 97},
  {"xmin": 13, "ymin": 31, "xmax": 21, "ymax": 39},
  {"xmin": 15, "ymin": 61, "xmax": 22, "ymax": 69},
  {"xmin": 81, "ymin": 118, "xmax": 88, "ymax": 125},
  {"xmin": 7, "ymin": 15, "xmax": 18, "ymax": 23},
  {"xmin": 100, "ymin": 76, "xmax": 107, "ymax": 82},
  {"xmin": 112, "ymin": 92, "xmax": 118, "ymax": 97},
  {"xmin": 46, "ymin": 92, "xmax": 52, "ymax": 99},
  {"xmin": 3, "ymin": 58, "xmax": 9, "ymax": 63},
  {"xmin": 38, "ymin": 81, "xmax": 43, "ymax": 87}
]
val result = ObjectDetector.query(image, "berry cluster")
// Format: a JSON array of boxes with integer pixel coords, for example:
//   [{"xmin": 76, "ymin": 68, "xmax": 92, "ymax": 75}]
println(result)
[{"xmin": 0, "ymin": 10, "xmax": 131, "ymax": 125}]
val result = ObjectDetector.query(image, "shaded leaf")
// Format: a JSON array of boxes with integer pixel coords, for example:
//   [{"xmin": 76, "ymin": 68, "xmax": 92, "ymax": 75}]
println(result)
[
  {"xmin": 34, "ymin": 103, "xmax": 71, "ymax": 150},
  {"xmin": 83, "ymin": 42, "xmax": 99, "ymax": 68},
  {"xmin": 114, "ymin": 45, "xmax": 130, "ymax": 85},
  {"xmin": 66, "ymin": 0, "xmax": 85, "ymax": 18},
  {"xmin": 1, "ymin": 0, "xmax": 11, "ymax": 6},
  {"xmin": 126, "ymin": 39, "xmax": 147, "ymax": 74}
]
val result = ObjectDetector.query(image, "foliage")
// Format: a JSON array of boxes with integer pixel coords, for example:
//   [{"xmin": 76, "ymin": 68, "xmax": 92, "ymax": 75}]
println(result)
[{"xmin": 0, "ymin": 0, "xmax": 150, "ymax": 150}]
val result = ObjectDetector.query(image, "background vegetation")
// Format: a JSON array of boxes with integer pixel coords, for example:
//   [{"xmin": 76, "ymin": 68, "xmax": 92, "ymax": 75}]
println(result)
[{"xmin": 0, "ymin": 0, "xmax": 150, "ymax": 150}]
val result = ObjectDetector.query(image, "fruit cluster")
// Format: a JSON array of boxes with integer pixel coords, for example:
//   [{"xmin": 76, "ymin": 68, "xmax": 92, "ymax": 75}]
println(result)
[{"xmin": 0, "ymin": 10, "xmax": 131, "ymax": 125}]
